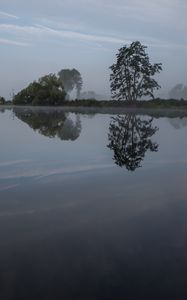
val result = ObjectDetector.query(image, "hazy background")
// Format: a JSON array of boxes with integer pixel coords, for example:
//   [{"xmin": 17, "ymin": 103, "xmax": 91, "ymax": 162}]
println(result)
[{"xmin": 0, "ymin": 0, "xmax": 187, "ymax": 99}]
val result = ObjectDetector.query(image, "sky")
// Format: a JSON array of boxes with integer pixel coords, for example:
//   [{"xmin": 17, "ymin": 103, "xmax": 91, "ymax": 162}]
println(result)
[{"xmin": 0, "ymin": 0, "xmax": 187, "ymax": 99}]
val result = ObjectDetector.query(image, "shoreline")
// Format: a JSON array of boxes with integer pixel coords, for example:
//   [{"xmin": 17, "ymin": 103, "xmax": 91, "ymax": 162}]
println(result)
[{"xmin": 2, "ymin": 104, "xmax": 187, "ymax": 118}]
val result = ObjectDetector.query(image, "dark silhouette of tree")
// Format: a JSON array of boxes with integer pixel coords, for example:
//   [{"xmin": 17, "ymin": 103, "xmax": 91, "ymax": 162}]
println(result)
[
  {"xmin": 13, "ymin": 108, "xmax": 81, "ymax": 141},
  {"xmin": 107, "ymin": 115, "xmax": 158, "ymax": 171},
  {"xmin": 110, "ymin": 41, "xmax": 162, "ymax": 101},
  {"xmin": 0, "ymin": 96, "xmax": 5, "ymax": 105},
  {"xmin": 58, "ymin": 69, "xmax": 83, "ymax": 99}
]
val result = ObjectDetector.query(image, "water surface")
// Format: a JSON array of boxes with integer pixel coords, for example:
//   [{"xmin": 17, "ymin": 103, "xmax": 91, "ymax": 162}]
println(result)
[{"xmin": 0, "ymin": 107, "xmax": 187, "ymax": 299}]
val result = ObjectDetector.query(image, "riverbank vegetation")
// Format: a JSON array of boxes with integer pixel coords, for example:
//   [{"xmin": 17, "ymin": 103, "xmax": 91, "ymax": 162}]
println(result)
[{"xmin": 48, "ymin": 98, "xmax": 187, "ymax": 109}]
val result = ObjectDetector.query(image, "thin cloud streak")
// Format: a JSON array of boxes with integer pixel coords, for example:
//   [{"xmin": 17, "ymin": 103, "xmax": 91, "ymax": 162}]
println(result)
[
  {"xmin": 0, "ymin": 38, "xmax": 31, "ymax": 47},
  {"xmin": 0, "ymin": 23, "xmax": 126, "ymax": 44},
  {"xmin": 37, "ymin": 24, "xmax": 125, "ymax": 44},
  {"xmin": 0, "ymin": 10, "xmax": 19, "ymax": 19},
  {"xmin": 1, "ymin": 23, "xmax": 187, "ymax": 50}
]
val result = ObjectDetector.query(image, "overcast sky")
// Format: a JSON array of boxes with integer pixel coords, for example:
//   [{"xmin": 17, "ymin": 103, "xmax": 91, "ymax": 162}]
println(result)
[{"xmin": 0, "ymin": 0, "xmax": 187, "ymax": 99}]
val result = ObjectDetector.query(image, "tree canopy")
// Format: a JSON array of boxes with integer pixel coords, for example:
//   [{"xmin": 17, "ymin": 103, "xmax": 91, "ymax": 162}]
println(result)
[
  {"xmin": 58, "ymin": 69, "xmax": 83, "ymax": 99},
  {"xmin": 0, "ymin": 96, "xmax": 5, "ymax": 105},
  {"xmin": 110, "ymin": 41, "xmax": 162, "ymax": 101},
  {"xmin": 13, "ymin": 74, "xmax": 66, "ymax": 106}
]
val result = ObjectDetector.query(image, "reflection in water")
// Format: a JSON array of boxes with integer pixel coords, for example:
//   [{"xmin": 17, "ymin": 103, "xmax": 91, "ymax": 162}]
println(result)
[
  {"xmin": 13, "ymin": 108, "xmax": 82, "ymax": 141},
  {"xmin": 2, "ymin": 109, "xmax": 187, "ymax": 298},
  {"xmin": 0, "ymin": 107, "xmax": 5, "ymax": 113},
  {"xmin": 108, "ymin": 115, "xmax": 158, "ymax": 171},
  {"xmin": 169, "ymin": 117, "xmax": 187, "ymax": 129}
]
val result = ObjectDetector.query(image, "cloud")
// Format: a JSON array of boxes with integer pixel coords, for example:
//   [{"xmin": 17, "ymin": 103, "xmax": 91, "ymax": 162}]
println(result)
[
  {"xmin": 0, "ymin": 10, "xmax": 18, "ymax": 19},
  {"xmin": 36, "ymin": 24, "xmax": 126, "ymax": 44},
  {"xmin": 73, "ymin": 0, "xmax": 185, "ymax": 24},
  {"xmin": 0, "ymin": 23, "xmax": 126, "ymax": 45},
  {"xmin": 1, "ymin": 22, "xmax": 186, "ymax": 51},
  {"xmin": 0, "ymin": 38, "xmax": 31, "ymax": 47},
  {"xmin": 0, "ymin": 1, "xmax": 186, "ymax": 50}
]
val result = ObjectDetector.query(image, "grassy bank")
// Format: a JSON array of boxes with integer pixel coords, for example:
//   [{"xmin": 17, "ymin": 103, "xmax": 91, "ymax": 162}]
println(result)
[
  {"xmin": 3, "ymin": 99, "xmax": 187, "ymax": 118},
  {"xmin": 2, "ymin": 98, "xmax": 187, "ymax": 109},
  {"xmin": 59, "ymin": 98, "xmax": 187, "ymax": 109}
]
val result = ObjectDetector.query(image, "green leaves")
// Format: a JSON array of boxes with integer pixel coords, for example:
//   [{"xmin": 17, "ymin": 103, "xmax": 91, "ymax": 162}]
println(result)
[{"xmin": 13, "ymin": 74, "xmax": 66, "ymax": 106}]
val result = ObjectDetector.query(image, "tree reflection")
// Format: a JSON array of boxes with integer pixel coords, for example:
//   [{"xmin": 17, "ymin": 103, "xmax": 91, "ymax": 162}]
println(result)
[
  {"xmin": 0, "ymin": 107, "xmax": 5, "ymax": 113},
  {"xmin": 108, "ymin": 115, "xmax": 158, "ymax": 171},
  {"xmin": 13, "ymin": 108, "xmax": 81, "ymax": 141},
  {"xmin": 169, "ymin": 117, "xmax": 187, "ymax": 130}
]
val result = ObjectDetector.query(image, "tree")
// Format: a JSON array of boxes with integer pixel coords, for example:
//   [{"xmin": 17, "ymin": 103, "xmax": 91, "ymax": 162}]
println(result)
[
  {"xmin": 110, "ymin": 41, "xmax": 162, "ymax": 101},
  {"xmin": 58, "ymin": 69, "xmax": 74, "ymax": 98},
  {"xmin": 72, "ymin": 69, "xmax": 83, "ymax": 99},
  {"xmin": 107, "ymin": 115, "xmax": 158, "ymax": 171},
  {"xmin": 0, "ymin": 96, "xmax": 5, "ymax": 105},
  {"xmin": 13, "ymin": 74, "xmax": 66, "ymax": 106},
  {"xmin": 58, "ymin": 69, "xmax": 83, "ymax": 99}
]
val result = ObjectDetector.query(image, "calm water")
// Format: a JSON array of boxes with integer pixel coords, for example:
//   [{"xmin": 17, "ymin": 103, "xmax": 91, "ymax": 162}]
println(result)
[{"xmin": 1, "ymin": 107, "xmax": 187, "ymax": 299}]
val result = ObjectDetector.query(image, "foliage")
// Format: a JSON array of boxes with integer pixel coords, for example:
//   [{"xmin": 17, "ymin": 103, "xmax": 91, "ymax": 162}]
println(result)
[
  {"xmin": 108, "ymin": 115, "xmax": 158, "ymax": 171},
  {"xmin": 13, "ymin": 74, "xmax": 66, "ymax": 106},
  {"xmin": 0, "ymin": 96, "xmax": 5, "ymax": 105},
  {"xmin": 110, "ymin": 41, "xmax": 162, "ymax": 101},
  {"xmin": 58, "ymin": 69, "xmax": 83, "ymax": 99}
]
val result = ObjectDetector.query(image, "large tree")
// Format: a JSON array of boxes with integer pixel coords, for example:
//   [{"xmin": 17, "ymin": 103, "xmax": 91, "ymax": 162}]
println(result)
[
  {"xmin": 13, "ymin": 74, "xmax": 66, "ymax": 106},
  {"xmin": 110, "ymin": 41, "xmax": 162, "ymax": 101},
  {"xmin": 58, "ymin": 69, "xmax": 83, "ymax": 99}
]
